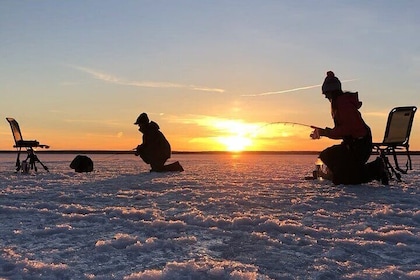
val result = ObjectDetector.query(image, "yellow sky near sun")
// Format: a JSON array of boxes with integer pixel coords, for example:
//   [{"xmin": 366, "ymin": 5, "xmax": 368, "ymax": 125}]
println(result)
[
  {"xmin": 2, "ymin": 107, "xmax": 416, "ymax": 152},
  {"xmin": 12, "ymin": 108, "xmax": 415, "ymax": 152},
  {"xmin": 1, "ymin": 116, "xmax": 330, "ymax": 151},
  {"xmin": 3, "ymin": 103, "xmax": 418, "ymax": 152}
]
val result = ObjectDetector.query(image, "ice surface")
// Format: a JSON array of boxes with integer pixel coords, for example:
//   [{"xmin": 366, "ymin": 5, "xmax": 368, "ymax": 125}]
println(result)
[{"xmin": 0, "ymin": 153, "xmax": 419, "ymax": 279}]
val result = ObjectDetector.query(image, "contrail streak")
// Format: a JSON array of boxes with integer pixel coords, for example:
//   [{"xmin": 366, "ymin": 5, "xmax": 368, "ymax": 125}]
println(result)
[{"xmin": 243, "ymin": 79, "xmax": 358, "ymax": 97}]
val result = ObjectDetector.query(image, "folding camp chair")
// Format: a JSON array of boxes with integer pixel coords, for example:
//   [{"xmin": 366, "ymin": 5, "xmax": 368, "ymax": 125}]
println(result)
[
  {"xmin": 372, "ymin": 106, "xmax": 417, "ymax": 181},
  {"xmin": 6, "ymin": 117, "xmax": 50, "ymax": 172}
]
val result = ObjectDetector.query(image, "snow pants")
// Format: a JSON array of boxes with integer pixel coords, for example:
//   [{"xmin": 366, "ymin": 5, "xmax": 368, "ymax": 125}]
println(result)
[{"xmin": 319, "ymin": 134, "xmax": 377, "ymax": 185}]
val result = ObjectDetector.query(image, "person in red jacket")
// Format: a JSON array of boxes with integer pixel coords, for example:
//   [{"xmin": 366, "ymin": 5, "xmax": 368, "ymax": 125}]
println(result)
[{"xmin": 311, "ymin": 71, "xmax": 388, "ymax": 185}]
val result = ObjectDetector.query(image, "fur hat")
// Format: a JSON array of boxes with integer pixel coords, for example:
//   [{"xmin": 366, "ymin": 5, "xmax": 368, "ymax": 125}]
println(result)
[
  {"xmin": 134, "ymin": 113, "xmax": 149, "ymax": 125},
  {"xmin": 322, "ymin": 71, "xmax": 342, "ymax": 94}
]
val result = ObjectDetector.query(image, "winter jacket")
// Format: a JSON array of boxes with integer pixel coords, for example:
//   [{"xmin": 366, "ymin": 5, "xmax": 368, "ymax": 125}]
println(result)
[
  {"xmin": 326, "ymin": 92, "xmax": 369, "ymax": 140},
  {"xmin": 137, "ymin": 121, "xmax": 171, "ymax": 163}
]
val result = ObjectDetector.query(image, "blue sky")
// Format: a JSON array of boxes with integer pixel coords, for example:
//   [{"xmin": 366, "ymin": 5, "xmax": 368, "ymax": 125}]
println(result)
[{"xmin": 1, "ymin": 1, "xmax": 419, "ymax": 151}]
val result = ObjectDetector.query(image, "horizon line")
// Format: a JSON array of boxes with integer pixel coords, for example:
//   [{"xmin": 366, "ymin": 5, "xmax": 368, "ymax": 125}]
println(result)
[{"xmin": 0, "ymin": 150, "xmax": 418, "ymax": 155}]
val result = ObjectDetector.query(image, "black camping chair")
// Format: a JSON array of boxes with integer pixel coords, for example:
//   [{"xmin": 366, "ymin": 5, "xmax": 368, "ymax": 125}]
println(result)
[
  {"xmin": 6, "ymin": 117, "xmax": 50, "ymax": 172},
  {"xmin": 372, "ymin": 106, "xmax": 417, "ymax": 181}
]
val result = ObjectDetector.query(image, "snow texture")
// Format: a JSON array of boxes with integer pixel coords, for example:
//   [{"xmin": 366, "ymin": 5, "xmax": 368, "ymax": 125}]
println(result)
[{"xmin": 0, "ymin": 153, "xmax": 419, "ymax": 280}]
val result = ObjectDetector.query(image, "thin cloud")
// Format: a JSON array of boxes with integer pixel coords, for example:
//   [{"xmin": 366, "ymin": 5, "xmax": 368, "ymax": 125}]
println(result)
[
  {"xmin": 243, "ymin": 79, "xmax": 358, "ymax": 97},
  {"xmin": 70, "ymin": 65, "xmax": 225, "ymax": 93}
]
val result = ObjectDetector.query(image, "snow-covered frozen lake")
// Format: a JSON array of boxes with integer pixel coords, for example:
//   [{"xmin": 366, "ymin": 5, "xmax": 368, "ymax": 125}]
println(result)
[{"xmin": 0, "ymin": 153, "xmax": 419, "ymax": 280}]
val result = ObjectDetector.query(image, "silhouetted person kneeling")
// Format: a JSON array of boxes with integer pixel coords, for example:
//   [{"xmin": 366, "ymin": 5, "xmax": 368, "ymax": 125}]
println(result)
[
  {"xmin": 134, "ymin": 113, "xmax": 183, "ymax": 172},
  {"xmin": 310, "ymin": 71, "xmax": 388, "ymax": 185}
]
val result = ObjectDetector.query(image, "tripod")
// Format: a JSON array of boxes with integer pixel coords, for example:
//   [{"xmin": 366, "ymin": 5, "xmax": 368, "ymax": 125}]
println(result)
[{"xmin": 17, "ymin": 148, "xmax": 49, "ymax": 173}]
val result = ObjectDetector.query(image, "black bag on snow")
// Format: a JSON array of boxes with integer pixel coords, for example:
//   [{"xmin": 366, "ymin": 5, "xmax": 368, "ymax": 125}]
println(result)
[{"xmin": 70, "ymin": 155, "xmax": 93, "ymax": 173}]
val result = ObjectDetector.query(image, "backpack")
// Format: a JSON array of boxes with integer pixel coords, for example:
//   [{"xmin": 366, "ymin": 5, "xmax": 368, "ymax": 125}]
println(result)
[{"xmin": 70, "ymin": 155, "xmax": 93, "ymax": 172}]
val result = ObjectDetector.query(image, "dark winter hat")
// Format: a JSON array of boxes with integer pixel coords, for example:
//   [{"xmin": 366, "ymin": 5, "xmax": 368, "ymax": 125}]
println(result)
[
  {"xmin": 322, "ymin": 71, "xmax": 342, "ymax": 94},
  {"xmin": 134, "ymin": 113, "xmax": 149, "ymax": 125}
]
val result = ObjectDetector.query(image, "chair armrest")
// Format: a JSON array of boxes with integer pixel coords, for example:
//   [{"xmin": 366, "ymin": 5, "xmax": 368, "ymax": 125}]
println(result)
[{"xmin": 15, "ymin": 140, "xmax": 40, "ymax": 147}]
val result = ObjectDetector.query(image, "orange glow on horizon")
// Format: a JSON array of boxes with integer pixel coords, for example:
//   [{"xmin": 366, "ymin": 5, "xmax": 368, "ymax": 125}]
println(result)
[
  {"xmin": 181, "ymin": 118, "xmax": 319, "ymax": 152},
  {"xmin": 217, "ymin": 135, "xmax": 253, "ymax": 152},
  {"xmin": 0, "ymin": 116, "xmax": 340, "ymax": 152},
  {"xmin": 209, "ymin": 119, "xmax": 258, "ymax": 152}
]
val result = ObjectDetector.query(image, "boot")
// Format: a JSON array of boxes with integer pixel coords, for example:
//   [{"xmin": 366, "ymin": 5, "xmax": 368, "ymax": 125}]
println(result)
[{"xmin": 367, "ymin": 157, "xmax": 389, "ymax": 185}]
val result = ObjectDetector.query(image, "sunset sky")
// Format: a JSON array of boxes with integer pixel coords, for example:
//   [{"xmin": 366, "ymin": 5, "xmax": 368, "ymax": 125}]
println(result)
[{"xmin": 1, "ymin": 1, "xmax": 419, "ymax": 151}]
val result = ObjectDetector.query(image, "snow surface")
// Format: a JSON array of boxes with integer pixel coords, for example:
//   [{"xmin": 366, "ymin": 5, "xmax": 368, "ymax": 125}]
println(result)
[{"xmin": 0, "ymin": 153, "xmax": 419, "ymax": 280}]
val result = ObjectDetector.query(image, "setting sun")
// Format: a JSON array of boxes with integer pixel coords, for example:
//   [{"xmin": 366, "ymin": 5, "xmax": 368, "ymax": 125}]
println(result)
[
  {"xmin": 217, "ymin": 135, "xmax": 252, "ymax": 152},
  {"xmin": 209, "ymin": 119, "xmax": 260, "ymax": 152}
]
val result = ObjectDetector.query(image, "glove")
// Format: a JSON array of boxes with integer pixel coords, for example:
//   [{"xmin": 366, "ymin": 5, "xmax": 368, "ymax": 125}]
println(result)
[
  {"xmin": 310, "ymin": 127, "xmax": 330, "ymax": 139},
  {"xmin": 310, "ymin": 128, "xmax": 321, "ymax": 139}
]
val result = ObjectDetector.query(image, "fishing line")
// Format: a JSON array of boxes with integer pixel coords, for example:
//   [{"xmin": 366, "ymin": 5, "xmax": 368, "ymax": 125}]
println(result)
[
  {"xmin": 266, "ymin": 122, "xmax": 314, "ymax": 128},
  {"xmin": 100, "ymin": 151, "xmax": 134, "ymax": 161},
  {"xmin": 259, "ymin": 122, "xmax": 320, "ymax": 130},
  {"xmin": 244, "ymin": 121, "xmax": 320, "ymax": 139}
]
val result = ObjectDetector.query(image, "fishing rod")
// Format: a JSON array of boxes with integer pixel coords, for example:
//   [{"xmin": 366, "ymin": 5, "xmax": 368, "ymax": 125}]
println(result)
[{"xmin": 262, "ymin": 122, "xmax": 321, "ymax": 130}]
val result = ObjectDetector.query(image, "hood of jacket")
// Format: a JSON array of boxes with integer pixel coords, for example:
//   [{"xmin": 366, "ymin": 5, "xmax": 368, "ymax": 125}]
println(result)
[
  {"xmin": 148, "ymin": 121, "xmax": 160, "ymax": 130},
  {"xmin": 339, "ymin": 91, "xmax": 362, "ymax": 109}
]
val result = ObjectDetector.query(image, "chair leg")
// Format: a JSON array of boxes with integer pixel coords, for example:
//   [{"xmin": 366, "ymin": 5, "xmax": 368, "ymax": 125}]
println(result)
[
  {"xmin": 15, "ymin": 148, "xmax": 22, "ymax": 172},
  {"xmin": 381, "ymin": 153, "xmax": 402, "ymax": 182},
  {"xmin": 405, "ymin": 146, "xmax": 413, "ymax": 170},
  {"xmin": 391, "ymin": 145, "xmax": 414, "ymax": 174},
  {"xmin": 406, "ymin": 147, "xmax": 413, "ymax": 171},
  {"xmin": 392, "ymin": 151, "xmax": 406, "ymax": 174}
]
